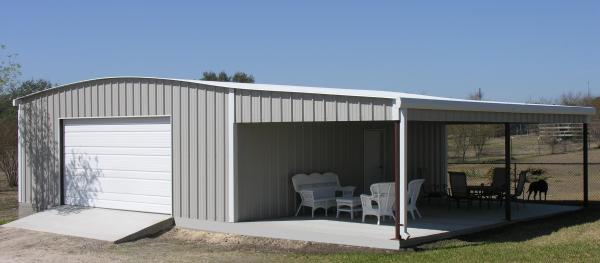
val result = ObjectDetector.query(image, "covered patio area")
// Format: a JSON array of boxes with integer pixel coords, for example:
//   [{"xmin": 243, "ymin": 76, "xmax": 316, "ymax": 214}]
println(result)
[
  {"xmin": 210, "ymin": 84, "xmax": 595, "ymax": 250},
  {"xmin": 181, "ymin": 202, "xmax": 579, "ymax": 249}
]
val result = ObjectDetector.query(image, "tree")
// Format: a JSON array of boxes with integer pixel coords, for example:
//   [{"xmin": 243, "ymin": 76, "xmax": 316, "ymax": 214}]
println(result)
[
  {"xmin": 0, "ymin": 44, "xmax": 21, "ymax": 94},
  {"xmin": 231, "ymin": 72, "xmax": 255, "ymax": 83},
  {"xmin": 0, "ymin": 60, "xmax": 53, "ymax": 187},
  {"xmin": 217, "ymin": 71, "xmax": 230, "ymax": 82},
  {"xmin": 201, "ymin": 71, "xmax": 218, "ymax": 81},
  {"xmin": 448, "ymin": 125, "xmax": 470, "ymax": 162},
  {"xmin": 559, "ymin": 91, "xmax": 594, "ymax": 106},
  {"xmin": 469, "ymin": 125, "xmax": 495, "ymax": 160},
  {"xmin": 0, "ymin": 45, "xmax": 22, "ymax": 187},
  {"xmin": 201, "ymin": 71, "xmax": 255, "ymax": 83}
]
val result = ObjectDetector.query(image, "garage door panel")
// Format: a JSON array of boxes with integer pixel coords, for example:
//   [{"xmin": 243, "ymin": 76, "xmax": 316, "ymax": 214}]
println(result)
[
  {"xmin": 64, "ymin": 198, "xmax": 171, "ymax": 214},
  {"xmin": 64, "ymin": 192, "xmax": 171, "ymax": 206},
  {"xmin": 64, "ymin": 122, "xmax": 171, "ymax": 133},
  {"xmin": 65, "ymin": 168, "xmax": 170, "ymax": 181},
  {"xmin": 64, "ymin": 117, "xmax": 169, "ymax": 128},
  {"xmin": 64, "ymin": 146, "xmax": 171, "ymax": 156},
  {"xmin": 64, "ymin": 132, "xmax": 170, "ymax": 148},
  {"xmin": 64, "ymin": 117, "xmax": 172, "ymax": 214},
  {"xmin": 65, "ymin": 176, "xmax": 171, "ymax": 197},
  {"xmin": 64, "ymin": 155, "xmax": 171, "ymax": 172}
]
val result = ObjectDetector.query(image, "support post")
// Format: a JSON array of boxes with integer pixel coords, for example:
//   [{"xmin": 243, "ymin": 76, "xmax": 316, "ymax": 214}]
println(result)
[
  {"xmin": 504, "ymin": 123, "xmax": 512, "ymax": 221},
  {"xmin": 393, "ymin": 121, "xmax": 400, "ymax": 240},
  {"xmin": 227, "ymin": 90, "xmax": 237, "ymax": 222},
  {"xmin": 399, "ymin": 109, "xmax": 409, "ymax": 239},
  {"xmin": 583, "ymin": 123, "xmax": 589, "ymax": 207}
]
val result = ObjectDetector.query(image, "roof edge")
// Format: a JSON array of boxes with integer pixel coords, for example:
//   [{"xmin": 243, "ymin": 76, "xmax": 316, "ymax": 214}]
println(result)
[{"xmin": 11, "ymin": 76, "xmax": 596, "ymax": 117}]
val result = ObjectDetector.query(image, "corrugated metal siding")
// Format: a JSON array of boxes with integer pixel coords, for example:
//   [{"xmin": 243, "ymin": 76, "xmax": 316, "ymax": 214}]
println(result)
[
  {"xmin": 17, "ymin": 78, "xmax": 229, "ymax": 222},
  {"xmin": 236, "ymin": 122, "xmax": 396, "ymax": 221},
  {"xmin": 235, "ymin": 90, "xmax": 395, "ymax": 123},
  {"xmin": 408, "ymin": 109, "xmax": 588, "ymax": 124},
  {"xmin": 407, "ymin": 122, "xmax": 447, "ymax": 193}
]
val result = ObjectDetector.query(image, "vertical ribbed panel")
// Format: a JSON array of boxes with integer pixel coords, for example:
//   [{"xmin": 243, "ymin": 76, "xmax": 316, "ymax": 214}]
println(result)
[
  {"xmin": 234, "ymin": 90, "xmax": 395, "ymax": 123},
  {"xmin": 18, "ymin": 78, "xmax": 230, "ymax": 222},
  {"xmin": 407, "ymin": 122, "xmax": 447, "ymax": 193}
]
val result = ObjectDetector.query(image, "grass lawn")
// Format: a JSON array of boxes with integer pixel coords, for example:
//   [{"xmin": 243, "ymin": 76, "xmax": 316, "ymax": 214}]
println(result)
[
  {"xmin": 300, "ymin": 208, "xmax": 600, "ymax": 262},
  {"xmin": 0, "ymin": 173, "xmax": 18, "ymax": 225}
]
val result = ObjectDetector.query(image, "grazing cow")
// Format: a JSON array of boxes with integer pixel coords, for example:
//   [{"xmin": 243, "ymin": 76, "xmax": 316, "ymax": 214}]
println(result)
[{"xmin": 527, "ymin": 180, "xmax": 548, "ymax": 200}]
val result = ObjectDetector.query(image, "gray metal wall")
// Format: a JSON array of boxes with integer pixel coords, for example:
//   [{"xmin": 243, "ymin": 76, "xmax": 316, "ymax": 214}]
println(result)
[
  {"xmin": 408, "ymin": 109, "xmax": 589, "ymax": 123},
  {"xmin": 235, "ymin": 89, "xmax": 396, "ymax": 123},
  {"xmin": 235, "ymin": 121, "xmax": 447, "ymax": 221},
  {"xmin": 17, "ymin": 78, "xmax": 230, "ymax": 222},
  {"xmin": 407, "ymin": 122, "xmax": 447, "ymax": 193}
]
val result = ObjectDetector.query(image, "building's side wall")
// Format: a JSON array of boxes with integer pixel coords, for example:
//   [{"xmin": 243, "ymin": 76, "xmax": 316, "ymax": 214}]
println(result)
[
  {"xmin": 408, "ymin": 109, "xmax": 588, "ymax": 123},
  {"xmin": 235, "ymin": 90, "xmax": 395, "ymax": 123},
  {"xmin": 17, "ymin": 78, "xmax": 230, "ymax": 222},
  {"xmin": 236, "ymin": 122, "xmax": 394, "ymax": 221}
]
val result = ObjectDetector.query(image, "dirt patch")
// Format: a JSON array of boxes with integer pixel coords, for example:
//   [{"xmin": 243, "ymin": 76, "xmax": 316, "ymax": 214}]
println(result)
[
  {"xmin": 0, "ymin": 226, "xmax": 390, "ymax": 263},
  {"xmin": 160, "ymin": 227, "xmax": 388, "ymax": 254}
]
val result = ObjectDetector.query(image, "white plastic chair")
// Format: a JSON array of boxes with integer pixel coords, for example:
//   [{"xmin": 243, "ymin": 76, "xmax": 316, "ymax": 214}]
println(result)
[
  {"xmin": 361, "ymin": 182, "xmax": 395, "ymax": 225},
  {"xmin": 407, "ymin": 179, "xmax": 425, "ymax": 220}
]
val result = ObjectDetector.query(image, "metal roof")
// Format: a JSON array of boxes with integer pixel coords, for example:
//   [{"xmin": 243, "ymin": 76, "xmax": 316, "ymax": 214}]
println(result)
[{"xmin": 12, "ymin": 76, "xmax": 596, "ymax": 116}]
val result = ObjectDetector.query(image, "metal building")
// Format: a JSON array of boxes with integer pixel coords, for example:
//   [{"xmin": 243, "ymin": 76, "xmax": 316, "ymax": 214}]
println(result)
[{"xmin": 12, "ymin": 77, "xmax": 595, "ymax": 248}]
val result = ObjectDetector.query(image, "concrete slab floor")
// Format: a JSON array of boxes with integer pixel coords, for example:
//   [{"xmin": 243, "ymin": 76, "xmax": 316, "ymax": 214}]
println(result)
[
  {"xmin": 176, "ymin": 203, "xmax": 580, "ymax": 250},
  {"xmin": 2, "ymin": 206, "xmax": 173, "ymax": 243}
]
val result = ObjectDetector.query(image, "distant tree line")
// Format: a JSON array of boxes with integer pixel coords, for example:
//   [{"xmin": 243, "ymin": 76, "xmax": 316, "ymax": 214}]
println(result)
[
  {"xmin": 449, "ymin": 88, "xmax": 600, "ymax": 162},
  {"xmin": 201, "ymin": 71, "xmax": 255, "ymax": 83}
]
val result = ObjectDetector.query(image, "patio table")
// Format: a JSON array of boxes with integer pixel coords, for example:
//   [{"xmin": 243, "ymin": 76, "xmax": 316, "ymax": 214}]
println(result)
[
  {"xmin": 467, "ymin": 185, "xmax": 497, "ymax": 208},
  {"xmin": 336, "ymin": 196, "xmax": 362, "ymax": 220}
]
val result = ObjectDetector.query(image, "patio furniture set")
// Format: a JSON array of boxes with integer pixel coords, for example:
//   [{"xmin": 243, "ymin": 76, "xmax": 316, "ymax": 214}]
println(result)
[
  {"xmin": 291, "ymin": 172, "xmax": 425, "ymax": 225},
  {"xmin": 447, "ymin": 167, "xmax": 528, "ymax": 209}
]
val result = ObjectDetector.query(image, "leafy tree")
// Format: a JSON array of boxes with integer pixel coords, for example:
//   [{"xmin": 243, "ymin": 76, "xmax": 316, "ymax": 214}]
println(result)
[
  {"xmin": 231, "ymin": 72, "xmax": 255, "ymax": 83},
  {"xmin": 0, "ymin": 44, "xmax": 21, "ymax": 94},
  {"xmin": 217, "ymin": 71, "xmax": 230, "ymax": 82},
  {"xmin": 0, "ymin": 45, "xmax": 53, "ymax": 187},
  {"xmin": 201, "ymin": 71, "xmax": 255, "ymax": 83},
  {"xmin": 201, "ymin": 71, "xmax": 218, "ymax": 81}
]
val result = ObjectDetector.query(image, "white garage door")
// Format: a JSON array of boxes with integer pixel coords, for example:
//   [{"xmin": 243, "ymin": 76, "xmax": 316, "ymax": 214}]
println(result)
[{"xmin": 63, "ymin": 117, "xmax": 172, "ymax": 214}]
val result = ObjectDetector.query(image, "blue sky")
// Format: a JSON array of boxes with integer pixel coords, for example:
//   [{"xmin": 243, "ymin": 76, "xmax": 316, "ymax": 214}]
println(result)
[{"xmin": 2, "ymin": 1, "xmax": 598, "ymax": 102}]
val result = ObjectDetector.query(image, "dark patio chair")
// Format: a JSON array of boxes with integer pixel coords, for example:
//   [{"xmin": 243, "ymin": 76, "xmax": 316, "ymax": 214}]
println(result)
[
  {"xmin": 448, "ymin": 172, "xmax": 475, "ymax": 209},
  {"xmin": 510, "ymin": 171, "xmax": 528, "ymax": 209},
  {"xmin": 490, "ymin": 168, "xmax": 508, "ymax": 203}
]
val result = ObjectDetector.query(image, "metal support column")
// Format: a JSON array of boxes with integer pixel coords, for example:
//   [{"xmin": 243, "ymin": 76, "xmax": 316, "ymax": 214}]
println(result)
[
  {"xmin": 583, "ymin": 123, "xmax": 589, "ymax": 207},
  {"xmin": 394, "ymin": 121, "xmax": 400, "ymax": 240},
  {"xmin": 505, "ymin": 123, "xmax": 512, "ymax": 221}
]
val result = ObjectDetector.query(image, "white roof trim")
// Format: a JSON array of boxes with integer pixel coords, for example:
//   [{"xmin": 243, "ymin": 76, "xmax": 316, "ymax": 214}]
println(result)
[{"xmin": 12, "ymin": 76, "xmax": 596, "ymax": 116}]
